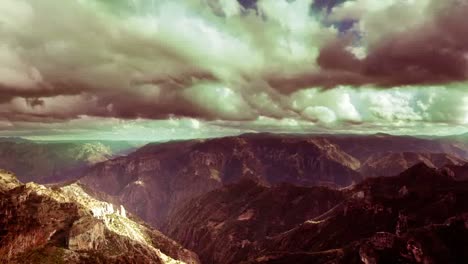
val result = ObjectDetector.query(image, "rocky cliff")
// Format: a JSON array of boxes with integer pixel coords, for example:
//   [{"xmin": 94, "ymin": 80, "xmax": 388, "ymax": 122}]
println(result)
[
  {"xmin": 163, "ymin": 179, "xmax": 345, "ymax": 264},
  {"xmin": 165, "ymin": 163, "xmax": 468, "ymax": 264},
  {"xmin": 80, "ymin": 135, "xmax": 362, "ymax": 227},
  {"xmin": 0, "ymin": 170, "xmax": 200, "ymax": 264}
]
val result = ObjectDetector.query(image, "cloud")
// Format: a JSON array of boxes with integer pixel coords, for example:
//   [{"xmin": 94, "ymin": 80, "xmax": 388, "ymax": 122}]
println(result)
[
  {"xmin": 0, "ymin": 0, "xmax": 467, "ymax": 137},
  {"xmin": 268, "ymin": 0, "xmax": 468, "ymax": 90},
  {"xmin": 303, "ymin": 106, "xmax": 337, "ymax": 123},
  {"xmin": 319, "ymin": 0, "xmax": 468, "ymax": 87},
  {"xmin": 0, "ymin": 0, "xmax": 336, "ymax": 121},
  {"xmin": 182, "ymin": 82, "xmax": 255, "ymax": 120}
]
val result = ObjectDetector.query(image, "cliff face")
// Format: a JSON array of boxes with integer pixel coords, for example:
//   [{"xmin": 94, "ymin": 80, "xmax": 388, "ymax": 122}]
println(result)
[
  {"xmin": 165, "ymin": 164, "xmax": 468, "ymax": 264},
  {"xmin": 80, "ymin": 135, "xmax": 362, "ymax": 227},
  {"xmin": 0, "ymin": 170, "xmax": 200, "ymax": 264},
  {"xmin": 163, "ymin": 179, "xmax": 345, "ymax": 264},
  {"xmin": 248, "ymin": 164, "xmax": 468, "ymax": 264}
]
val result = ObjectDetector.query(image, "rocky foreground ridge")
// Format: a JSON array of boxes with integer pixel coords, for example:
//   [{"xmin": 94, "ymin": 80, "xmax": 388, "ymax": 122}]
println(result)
[
  {"xmin": 164, "ymin": 163, "xmax": 468, "ymax": 264},
  {"xmin": 0, "ymin": 170, "xmax": 200, "ymax": 264}
]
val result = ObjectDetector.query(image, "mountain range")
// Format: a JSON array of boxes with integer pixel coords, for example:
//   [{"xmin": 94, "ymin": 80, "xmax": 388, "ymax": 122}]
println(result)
[
  {"xmin": 0, "ymin": 139, "xmax": 145, "ymax": 183},
  {"xmin": 165, "ymin": 163, "xmax": 468, "ymax": 263},
  {"xmin": 78, "ymin": 133, "xmax": 467, "ymax": 227},
  {"xmin": 1, "ymin": 133, "xmax": 468, "ymax": 263}
]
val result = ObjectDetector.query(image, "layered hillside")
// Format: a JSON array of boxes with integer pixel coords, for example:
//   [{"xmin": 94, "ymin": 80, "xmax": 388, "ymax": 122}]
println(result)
[
  {"xmin": 80, "ymin": 135, "xmax": 362, "ymax": 227},
  {"xmin": 325, "ymin": 133, "xmax": 468, "ymax": 161},
  {"xmin": 0, "ymin": 170, "xmax": 200, "ymax": 264},
  {"xmin": 359, "ymin": 152, "xmax": 466, "ymax": 177},
  {"xmin": 163, "ymin": 179, "xmax": 345, "ymax": 264},
  {"xmin": 165, "ymin": 164, "xmax": 468, "ymax": 264},
  {"xmin": 79, "ymin": 133, "xmax": 468, "ymax": 228},
  {"xmin": 0, "ymin": 139, "xmax": 143, "ymax": 183}
]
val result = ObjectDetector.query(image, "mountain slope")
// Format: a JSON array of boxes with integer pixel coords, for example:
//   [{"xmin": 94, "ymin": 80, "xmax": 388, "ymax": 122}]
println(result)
[
  {"xmin": 163, "ymin": 179, "xmax": 345, "ymax": 264},
  {"xmin": 80, "ymin": 134, "xmax": 361, "ymax": 227},
  {"xmin": 249, "ymin": 163, "xmax": 468, "ymax": 264},
  {"xmin": 359, "ymin": 151, "xmax": 466, "ymax": 177},
  {"xmin": 0, "ymin": 140, "xmax": 143, "ymax": 183},
  {"xmin": 164, "ymin": 163, "xmax": 468, "ymax": 264},
  {"xmin": 325, "ymin": 134, "xmax": 468, "ymax": 161},
  {"xmin": 0, "ymin": 170, "xmax": 200, "ymax": 264}
]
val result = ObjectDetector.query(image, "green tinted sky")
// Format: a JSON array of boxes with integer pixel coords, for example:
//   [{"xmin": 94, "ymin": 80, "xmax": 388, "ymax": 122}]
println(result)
[{"xmin": 0, "ymin": 0, "xmax": 467, "ymax": 140}]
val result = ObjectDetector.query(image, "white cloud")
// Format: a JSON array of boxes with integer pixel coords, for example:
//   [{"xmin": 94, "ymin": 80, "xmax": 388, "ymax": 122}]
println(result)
[
  {"xmin": 360, "ymin": 89, "xmax": 422, "ymax": 121},
  {"xmin": 303, "ymin": 106, "xmax": 337, "ymax": 124},
  {"xmin": 182, "ymin": 82, "xmax": 254, "ymax": 120}
]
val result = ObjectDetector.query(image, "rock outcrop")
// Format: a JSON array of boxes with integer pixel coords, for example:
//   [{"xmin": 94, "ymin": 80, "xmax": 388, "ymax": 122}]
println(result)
[{"xmin": 0, "ymin": 171, "xmax": 200, "ymax": 264}]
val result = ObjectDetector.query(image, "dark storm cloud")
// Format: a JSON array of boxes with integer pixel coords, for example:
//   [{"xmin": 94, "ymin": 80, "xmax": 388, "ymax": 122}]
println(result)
[{"xmin": 267, "ymin": 0, "xmax": 468, "ymax": 92}]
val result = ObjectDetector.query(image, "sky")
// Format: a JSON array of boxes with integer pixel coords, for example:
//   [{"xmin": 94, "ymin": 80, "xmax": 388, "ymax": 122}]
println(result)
[{"xmin": 0, "ymin": 0, "xmax": 468, "ymax": 140}]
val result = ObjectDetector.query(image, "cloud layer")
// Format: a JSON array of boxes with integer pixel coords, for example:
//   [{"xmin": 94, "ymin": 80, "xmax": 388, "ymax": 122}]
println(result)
[{"xmin": 0, "ymin": 0, "xmax": 467, "ymax": 137}]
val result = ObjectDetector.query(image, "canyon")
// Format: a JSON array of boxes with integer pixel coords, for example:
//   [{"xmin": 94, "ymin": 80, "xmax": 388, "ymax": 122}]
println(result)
[
  {"xmin": 1, "ymin": 133, "xmax": 468, "ymax": 263},
  {"xmin": 164, "ymin": 163, "xmax": 468, "ymax": 263},
  {"xmin": 79, "ymin": 133, "xmax": 467, "ymax": 228}
]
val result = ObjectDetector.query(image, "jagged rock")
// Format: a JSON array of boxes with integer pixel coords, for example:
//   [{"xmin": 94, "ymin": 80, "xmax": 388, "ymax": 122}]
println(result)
[
  {"xmin": 68, "ymin": 217, "xmax": 106, "ymax": 251},
  {"xmin": 0, "ymin": 170, "xmax": 20, "ymax": 192},
  {"xmin": 0, "ymin": 172, "xmax": 200, "ymax": 264}
]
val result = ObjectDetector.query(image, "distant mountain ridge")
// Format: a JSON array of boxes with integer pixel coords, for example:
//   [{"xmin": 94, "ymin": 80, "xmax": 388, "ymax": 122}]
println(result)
[
  {"xmin": 0, "ymin": 140, "xmax": 145, "ymax": 183},
  {"xmin": 359, "ymin": 151, "xmax": 465, "ymax": 177},
  {"xmin": 79, "ymin": 133, "xmax": 468, "ymax": 228},
  {"xmin": 79, "ymin": 135, "xmax": 363, "ymax": 227}
]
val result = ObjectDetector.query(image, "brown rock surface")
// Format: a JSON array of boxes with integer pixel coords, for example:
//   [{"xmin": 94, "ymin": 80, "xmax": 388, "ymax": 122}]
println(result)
[
  {"xmin": 165, "ymin": 163, "xmax": 468, "ymax": 264},
  {"xmin": 359, "ymin": 151, "xmax": 466, "ymax": 177},
  {"xmin": 0, "ymin": 172, "xmax": 200, "ymax": 264},
  {"xmin": 80, "ymin": 134, "xmax": 362, "ymax": 227},
  {"xmin": 163, "ymin": 179, "xmax": 345, "ymax": 264}
]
